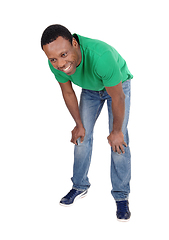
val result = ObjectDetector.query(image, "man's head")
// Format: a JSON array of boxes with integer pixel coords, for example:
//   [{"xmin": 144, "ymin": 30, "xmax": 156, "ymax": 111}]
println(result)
[{"xmin": 41, "ymin": 24, "xmax": 81, "ymax": 75}]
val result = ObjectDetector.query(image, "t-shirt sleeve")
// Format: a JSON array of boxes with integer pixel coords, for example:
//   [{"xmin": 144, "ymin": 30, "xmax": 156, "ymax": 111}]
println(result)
[
  {"xmin": 95, "ymin": 51, "xmax": 123, "ymax": 87},
  {"xmin": 48, "ymin": 60, "xmax": 69, "ymax": 83}
]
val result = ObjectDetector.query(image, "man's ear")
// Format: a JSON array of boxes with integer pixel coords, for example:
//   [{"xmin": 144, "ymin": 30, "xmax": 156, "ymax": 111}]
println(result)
[{"xmin": 72, "ymin": 37, "xmax": 78, "ymax": 47}]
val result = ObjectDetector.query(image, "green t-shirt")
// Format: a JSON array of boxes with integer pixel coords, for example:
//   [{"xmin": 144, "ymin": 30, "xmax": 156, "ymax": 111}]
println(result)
[{"xmin": 48, "ymin": 34, "xmax": 133, "ymax": 91}]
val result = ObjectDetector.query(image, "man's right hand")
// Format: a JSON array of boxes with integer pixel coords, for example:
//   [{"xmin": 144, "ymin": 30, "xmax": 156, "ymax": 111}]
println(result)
[{"xmin": 71, "ymin": 125, "xmax": 85, "ymax": 145}]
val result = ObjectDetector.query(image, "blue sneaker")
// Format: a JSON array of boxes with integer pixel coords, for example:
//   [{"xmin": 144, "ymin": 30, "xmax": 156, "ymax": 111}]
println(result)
[
  {"xmin": 116, "ymin": 200, "xmax": 131, "ymax": 222},
  {"xmin": 59, "ymin": 189, "xmax": 88, "ymax": 206}
]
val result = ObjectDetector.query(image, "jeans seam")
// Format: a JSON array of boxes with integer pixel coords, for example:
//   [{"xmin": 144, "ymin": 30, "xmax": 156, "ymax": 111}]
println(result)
[{"xmin": 94, "ymin": 101, "xmax": 104, "ymax": 123}]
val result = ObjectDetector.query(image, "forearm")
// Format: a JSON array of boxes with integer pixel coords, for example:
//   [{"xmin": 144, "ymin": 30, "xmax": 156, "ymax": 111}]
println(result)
[
  {"xmin": 106, "ymin": 82, "xmax": 127, "ymax": 153},
  {"xmin": 111, "ymin": 94, "xmax": 125, "ymax": 132},
  {"xmin": 62, "ymin": 91, "xmax": 83, "ymax": 127}
]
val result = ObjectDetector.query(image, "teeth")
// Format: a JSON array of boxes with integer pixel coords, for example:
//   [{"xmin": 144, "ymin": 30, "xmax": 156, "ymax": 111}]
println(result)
[{"xmin": 63, "ymin": 65, "xmax": 71, "ymax": 71}]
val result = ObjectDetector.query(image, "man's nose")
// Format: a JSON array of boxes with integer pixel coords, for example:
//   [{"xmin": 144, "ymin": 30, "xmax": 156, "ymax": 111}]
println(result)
[{"xmin": 57, "ymin": 59, "xmax": 66, "ymax": 69}]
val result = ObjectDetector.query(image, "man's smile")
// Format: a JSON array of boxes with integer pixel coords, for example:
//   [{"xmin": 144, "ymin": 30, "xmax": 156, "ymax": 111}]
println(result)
[
  {"xmin": 61, "ymin": 64, "xmax": 71, "ymax": 72},
  {"xmin": 59, "ymin": 63, "xmax": 74, "ymax": 75}
]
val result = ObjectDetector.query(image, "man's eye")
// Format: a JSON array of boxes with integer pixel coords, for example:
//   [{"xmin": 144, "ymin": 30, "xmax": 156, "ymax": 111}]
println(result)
[
  {"xmin": 50, "ymin": 59, "xmax": 56, "ymax": 63},
  {"xmin": 61, "ymin": 53, "xmax": 67, "ymax": 57}
]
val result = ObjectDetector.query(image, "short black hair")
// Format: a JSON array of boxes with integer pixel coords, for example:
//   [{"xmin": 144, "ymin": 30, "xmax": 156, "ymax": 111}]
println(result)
[{"xmin": 41, "ymin": 24, "xmax": 73, "ymax": 49}]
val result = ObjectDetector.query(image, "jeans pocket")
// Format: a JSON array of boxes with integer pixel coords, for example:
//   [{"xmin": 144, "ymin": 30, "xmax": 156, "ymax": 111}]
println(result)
[{"xmin": 122, "ymin": 80, "xmax": 131, "ymax": 95}]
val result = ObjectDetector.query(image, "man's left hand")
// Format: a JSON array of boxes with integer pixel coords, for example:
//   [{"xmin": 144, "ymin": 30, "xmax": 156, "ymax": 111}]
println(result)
[{"xmin": 107, "ymin": 131, "xmax": 127, "ymax": 154}]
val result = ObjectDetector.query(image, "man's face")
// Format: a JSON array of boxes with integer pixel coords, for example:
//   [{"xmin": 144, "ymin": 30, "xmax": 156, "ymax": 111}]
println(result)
[{"xmin": 43, "ymin": 36, "xmax": 81, "ymax": 76}]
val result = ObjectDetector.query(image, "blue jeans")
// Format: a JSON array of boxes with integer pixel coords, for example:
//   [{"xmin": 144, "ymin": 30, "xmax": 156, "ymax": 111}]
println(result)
[{"xmin": 71, "ymin": 80, "xmax": 131, "ymax": 201}]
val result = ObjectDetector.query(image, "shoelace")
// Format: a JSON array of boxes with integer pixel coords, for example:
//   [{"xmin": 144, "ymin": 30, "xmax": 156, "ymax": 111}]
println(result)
[
  {"xmin": 116, "ymin": 201, "xmax": 128, "ymax": 213},
  {"xmin": 64, "ymin": 189, "xmax": 77, "ymax": 199}
]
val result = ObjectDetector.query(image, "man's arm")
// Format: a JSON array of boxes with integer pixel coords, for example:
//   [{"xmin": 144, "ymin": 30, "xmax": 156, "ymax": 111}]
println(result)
[
  {"xmin": 58, "ymin": 81, "xmax": 85, "ymax": 145},
  {"xmin": 105, "ymin": 81, "xmax": 127, "ymax": 154}
]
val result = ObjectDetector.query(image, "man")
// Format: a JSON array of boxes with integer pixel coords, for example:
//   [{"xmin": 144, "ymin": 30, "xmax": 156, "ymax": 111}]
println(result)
[{"xmin": 41, "ymin": 24, "xmax": 133, "ymax": 221}]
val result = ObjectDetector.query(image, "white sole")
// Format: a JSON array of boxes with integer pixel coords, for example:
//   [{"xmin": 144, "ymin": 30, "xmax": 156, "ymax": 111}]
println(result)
[
  {"xmin": 117, "ymin": 218, "xmax": 130, "ymax": 222},
  {"xmin": 59, "ymin": 191, "xmax": 88, "ymax": 207}
]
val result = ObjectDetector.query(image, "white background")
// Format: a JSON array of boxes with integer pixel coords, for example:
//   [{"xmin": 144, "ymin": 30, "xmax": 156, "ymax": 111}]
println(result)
[{"xmin": 0, "ymin": 0, "xmax": 169, "ymax": 239}]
